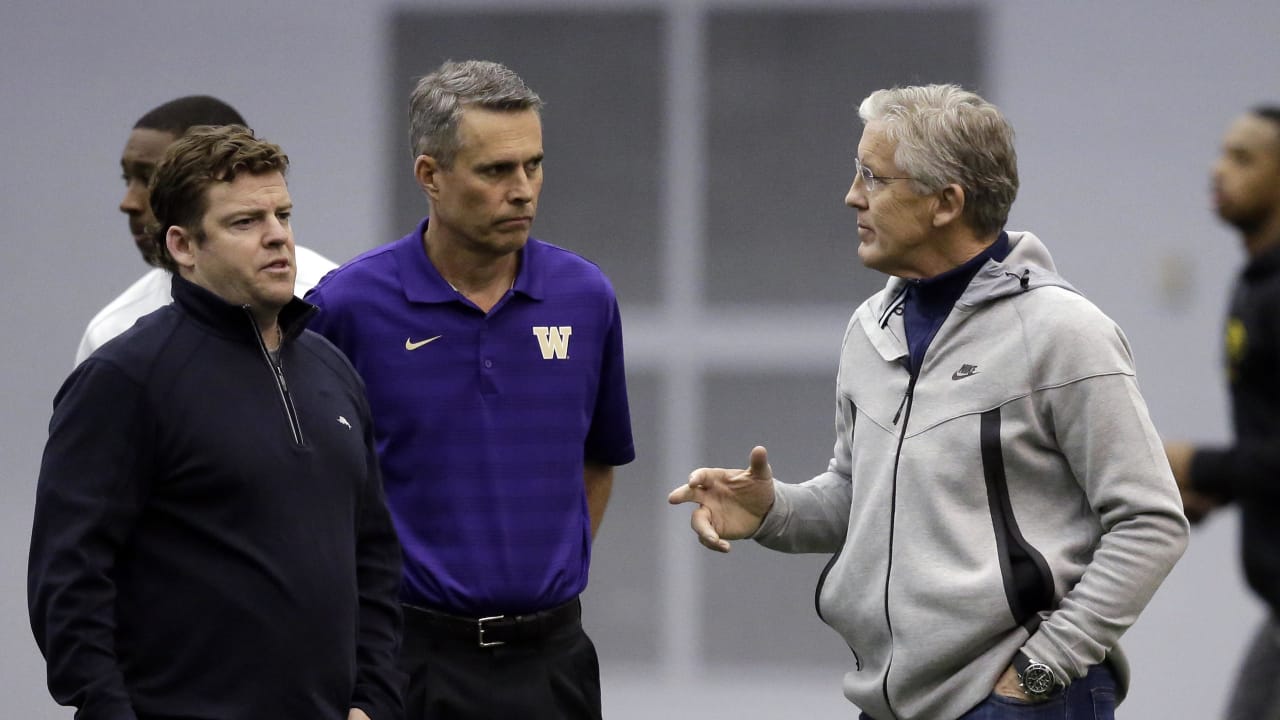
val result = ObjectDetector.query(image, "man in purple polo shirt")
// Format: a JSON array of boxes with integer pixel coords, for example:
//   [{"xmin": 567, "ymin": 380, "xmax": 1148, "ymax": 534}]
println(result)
[{"xmin": 306, "ymin": 59, "xmax": 634, "ymax": 719}]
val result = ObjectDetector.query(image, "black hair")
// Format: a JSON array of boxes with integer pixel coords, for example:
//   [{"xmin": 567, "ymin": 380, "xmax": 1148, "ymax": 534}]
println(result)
[
  {"xmin": 133, "ymin": 95, "xmax": 246, "ymax": 135},
  {"xmin": 1252, "ymin": 106, "xmax": 1280, "ymax": 132}
]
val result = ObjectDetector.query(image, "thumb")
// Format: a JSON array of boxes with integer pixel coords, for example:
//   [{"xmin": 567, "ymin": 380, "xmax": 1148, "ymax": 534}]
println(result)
[{"xmin": 748, "ymin": 445, "xmax": 771, "ymax": 480}]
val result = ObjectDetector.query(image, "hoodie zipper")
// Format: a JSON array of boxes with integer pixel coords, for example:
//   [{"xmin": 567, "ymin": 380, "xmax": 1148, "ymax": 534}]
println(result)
[
  {"xmin": 246, "ymin": 309, "xmax": 304, "ymax": 446},
  {"xmin": 880, "ymin": 365, "xmax": 917, "ymax": 718}
]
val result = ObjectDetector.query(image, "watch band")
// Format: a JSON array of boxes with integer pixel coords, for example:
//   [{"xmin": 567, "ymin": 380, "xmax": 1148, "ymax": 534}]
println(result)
[{"xmin": 1013, "ymin": 650, "xmax": 1060, "ymax": 698}]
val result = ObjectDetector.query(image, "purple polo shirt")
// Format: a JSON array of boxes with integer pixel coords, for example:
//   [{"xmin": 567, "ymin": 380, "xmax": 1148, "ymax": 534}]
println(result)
[{"xmin": 306, "ymin": 218, "xmax": 634, "ymax": 615}]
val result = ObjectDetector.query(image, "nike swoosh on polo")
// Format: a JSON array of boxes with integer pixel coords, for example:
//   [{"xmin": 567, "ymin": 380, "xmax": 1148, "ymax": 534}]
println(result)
[
  {"xmin": 405, "ymin": 335, "xmax": 442, "ymax": 351},
  {"xmin": 951, "ymin": 364, "xmax": 979, "ymax": 380}
]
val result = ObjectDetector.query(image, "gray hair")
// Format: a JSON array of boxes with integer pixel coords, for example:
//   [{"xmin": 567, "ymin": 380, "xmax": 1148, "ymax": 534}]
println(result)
[
  {"xmin": 408, "ymin": 59, "xmax": 543, "ymax": 167},
  {"xmin": 858, "ymin": 84, "xmax": 1018, "ymax": 235}
]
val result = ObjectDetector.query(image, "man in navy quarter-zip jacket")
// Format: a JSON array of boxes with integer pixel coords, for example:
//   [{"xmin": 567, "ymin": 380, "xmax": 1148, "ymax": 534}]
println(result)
[
  {"xmin": 670, "ymin": 84, "xmax": 1188, "ymax": 720},
  {"xmin": 28, "ymin": 125, "xmax": 403, "ymax": 720}
]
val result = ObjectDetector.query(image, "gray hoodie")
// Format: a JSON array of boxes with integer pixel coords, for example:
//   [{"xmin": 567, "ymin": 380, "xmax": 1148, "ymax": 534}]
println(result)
[{"xmin": 754, "ymin": 231, "xmax": 1188, "ymax": 720}]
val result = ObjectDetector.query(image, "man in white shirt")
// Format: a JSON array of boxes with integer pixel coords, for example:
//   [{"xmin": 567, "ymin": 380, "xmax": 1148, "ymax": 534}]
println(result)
[{"xmin": 76, "ymin": 95, "xmax": 336, "ymax": 364}]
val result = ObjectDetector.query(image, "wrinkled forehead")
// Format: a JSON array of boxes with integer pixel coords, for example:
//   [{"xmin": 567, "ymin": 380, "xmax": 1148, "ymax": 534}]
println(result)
[
  {"xmin": 857, "ymin": 121, "xmax": 897, "ymax": 164},
  {"xmin": 204, "ymin": 171, "xmax": 291, "ymax": 205}
]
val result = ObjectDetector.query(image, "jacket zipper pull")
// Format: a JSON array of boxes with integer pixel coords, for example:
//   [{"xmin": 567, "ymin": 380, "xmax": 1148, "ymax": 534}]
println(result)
[
  {"xmin": 893, "ymin": 385, "xmax": 911, "ymax": 425},
  {"xmin": 272, "ymin": 360, "xmax": 288, "ymax": 393}
]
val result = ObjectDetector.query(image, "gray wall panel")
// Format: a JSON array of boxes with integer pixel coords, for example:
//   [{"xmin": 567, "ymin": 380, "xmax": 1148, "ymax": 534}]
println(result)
[{"xmin": 699, "ymin": 370, "xmax": 851, "ymax": 667}]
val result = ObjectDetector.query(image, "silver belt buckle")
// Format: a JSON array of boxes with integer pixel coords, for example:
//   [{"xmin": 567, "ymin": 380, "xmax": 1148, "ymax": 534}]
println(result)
[{"xmin": 477, "ymin": 615, "xmax": 506, "ymax": 647}]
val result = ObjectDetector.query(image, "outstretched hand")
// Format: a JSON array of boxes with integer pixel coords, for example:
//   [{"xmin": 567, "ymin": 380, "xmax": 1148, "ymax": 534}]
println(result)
[{"xmin": 667, "ymin": 445, "xmax": 776, "ymax": 553}]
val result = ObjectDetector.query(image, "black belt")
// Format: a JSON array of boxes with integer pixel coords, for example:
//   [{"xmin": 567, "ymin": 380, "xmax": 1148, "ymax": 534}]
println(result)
[{"xmin": 402, "ymin": 597, "xmax": 581, "ymax": 648}]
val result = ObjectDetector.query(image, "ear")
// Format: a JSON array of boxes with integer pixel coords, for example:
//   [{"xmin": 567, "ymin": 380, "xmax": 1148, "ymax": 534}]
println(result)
[
  {"xmin": 414, "ymin": 154, "xmax": 441, "ymax": 200},
  {"xmin": 166, "ymin": 225, "xmax": 197, "ymax": 272},
  {"xmin": 932, "ymin": 184, "xmax": 966, "ymax": 228}
]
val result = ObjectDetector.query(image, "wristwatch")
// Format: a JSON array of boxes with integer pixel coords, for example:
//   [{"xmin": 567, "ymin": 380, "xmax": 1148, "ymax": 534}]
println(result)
[{"xmin": 1012, "ymin": 650, "xmax": 1060, "ymax": 699}]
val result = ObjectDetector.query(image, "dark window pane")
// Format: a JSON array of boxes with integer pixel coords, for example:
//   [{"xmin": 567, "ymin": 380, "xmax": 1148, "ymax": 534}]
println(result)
[
  {"xmin": 389, "ymin": 10, "xmax": 664, "ymax": 305},
  {"xmin": 706, "ymin": 7, "xmax": 985, "ymax": 304}
]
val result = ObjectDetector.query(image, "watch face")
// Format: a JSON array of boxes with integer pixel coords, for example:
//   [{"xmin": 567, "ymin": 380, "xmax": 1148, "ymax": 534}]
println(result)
[{"xmin": 1023, "ymin": 663, "xmax": 1056, "ymax": 695}]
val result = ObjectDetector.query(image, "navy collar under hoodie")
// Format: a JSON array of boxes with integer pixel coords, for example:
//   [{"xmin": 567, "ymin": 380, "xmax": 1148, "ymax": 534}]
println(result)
[{"xmin": 902, "ymin": 232, "xmax": 1011, "ymax": 374}]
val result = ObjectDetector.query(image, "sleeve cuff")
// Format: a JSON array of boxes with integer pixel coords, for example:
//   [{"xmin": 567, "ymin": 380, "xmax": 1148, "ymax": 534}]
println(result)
[
  {"xmin": 1189, "ymin": 447, "xmax": 1235, "ymax": 500},
  {"xmin": 750, "ymin": 479, "xmax": 790, "ymax": 541}
]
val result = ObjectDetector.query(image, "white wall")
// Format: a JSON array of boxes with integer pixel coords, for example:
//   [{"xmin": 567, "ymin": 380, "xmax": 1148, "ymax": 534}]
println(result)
[{"xmin": 3, "ymin": 0, "xmax": 1276, "ymax": 717}]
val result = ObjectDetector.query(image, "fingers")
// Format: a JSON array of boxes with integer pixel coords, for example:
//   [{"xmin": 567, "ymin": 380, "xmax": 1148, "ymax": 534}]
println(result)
[
  {"xmin": 668, "ymin": 480, "xmax": 730, "ymax": 552},
  {"xmin": 669, "ymin": 468, "xmax": 712, "ymax": 505},
  {"xmin": 699, "ymin": 534, "xmax": 731, "ymax": 553},
  {"xmin": 670, "ymin": 469, "xmax": 730, "ymax": 552},
  {"xmin": 748, "ymin": 445, "xmax": 771, "ymax": 480},
  {"xmin": 667, "ymin": 483, "xmax": 695, "ymax": 505},
  {"xmin": 692, "ymin": 506, "xmax": 730, "ymax": 553},
  {"xmin": 669, "ymin": 466, "xmax": 731, "ymax": 505}
]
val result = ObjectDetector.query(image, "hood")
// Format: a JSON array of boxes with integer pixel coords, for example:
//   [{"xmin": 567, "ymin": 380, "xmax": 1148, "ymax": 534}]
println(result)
[
  {"xmin": 859, "ymin": 231, "xmax": 1079, "ymax": 364},
  {"xmin": 870, "ymin": 231, "xmax": 1078, "ymax": 320}
]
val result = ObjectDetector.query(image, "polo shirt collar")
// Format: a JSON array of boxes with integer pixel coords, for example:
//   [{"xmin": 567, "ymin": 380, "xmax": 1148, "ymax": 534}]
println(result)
[{"xmin": 394, "ymin": 216, "xmax": 548, "ymax": 304}]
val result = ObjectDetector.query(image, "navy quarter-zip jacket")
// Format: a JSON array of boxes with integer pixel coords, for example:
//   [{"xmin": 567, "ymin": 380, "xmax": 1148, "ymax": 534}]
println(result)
[{"xmin": 29, "ymin": 274, "xmax": 403, "ymax": 720}]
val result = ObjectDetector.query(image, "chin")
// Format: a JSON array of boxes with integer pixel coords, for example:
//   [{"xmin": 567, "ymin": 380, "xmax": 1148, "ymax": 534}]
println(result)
[
  {"xmin": 485, "ymin": 235, "xmax": 529, "ymax": 256},
  {"xmin": 135, "ymin": 244, "xmax": 161, "ymax": 266},
  {"xmin": 266, "ymin": 281, "xmax": 297, "ymax": 304},
  {"xmin": 857, "ymin": 247, "xmax": 884, "ymax": 272}
]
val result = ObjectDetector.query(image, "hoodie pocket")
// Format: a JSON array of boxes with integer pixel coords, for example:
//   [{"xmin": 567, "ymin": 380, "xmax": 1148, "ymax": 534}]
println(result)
[
  {"xmin": 815, "ymin": 549, "xmax": 862, "ymax": 670},
  {"xmin": 980, "ymin": 408, "xmax": 1055, "ymax": 631}
]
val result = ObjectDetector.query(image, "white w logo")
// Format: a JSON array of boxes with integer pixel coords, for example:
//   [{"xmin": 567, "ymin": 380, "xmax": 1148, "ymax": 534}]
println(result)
[{"xmin": 532, "ymin": 326, "xmax": 572, "ymax": 360}]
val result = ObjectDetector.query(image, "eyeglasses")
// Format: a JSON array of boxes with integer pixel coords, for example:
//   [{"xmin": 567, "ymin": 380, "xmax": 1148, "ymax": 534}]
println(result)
[{"xmin": 853, "ymin": 157, "xmax": 914, "ymax": 193}]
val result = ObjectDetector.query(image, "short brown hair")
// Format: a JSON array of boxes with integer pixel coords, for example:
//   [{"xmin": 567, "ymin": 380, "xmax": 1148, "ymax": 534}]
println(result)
[{"xmin": 148, "ymin": 125, "xmax": 289, "ymax": 272}]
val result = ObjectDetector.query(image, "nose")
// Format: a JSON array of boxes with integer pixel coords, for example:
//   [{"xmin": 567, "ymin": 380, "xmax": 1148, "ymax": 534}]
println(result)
[
  {"xmin": 120, "ymin": 179, "xmax": 147, "ymax": 216},
  {"xmin": 845, "ymin": 176, "xmax": 868, "ymax": 210},
  {"xmin": 508, "ymin": 168, "xmax": 535, "ymax": 205},
  {"xmin": 1211, "ymin": 156, "xmax": 1227, "ymax": 187},
  {"xmin": 264, "ymin": 215, "xmax": 292, "ymax": 247}
]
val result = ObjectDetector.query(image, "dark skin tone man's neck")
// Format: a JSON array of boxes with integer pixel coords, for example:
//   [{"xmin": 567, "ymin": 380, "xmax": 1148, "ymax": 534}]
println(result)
[{"xmin": 1242, "ymin": 213, "xmax": 1280, "ymax": 259}]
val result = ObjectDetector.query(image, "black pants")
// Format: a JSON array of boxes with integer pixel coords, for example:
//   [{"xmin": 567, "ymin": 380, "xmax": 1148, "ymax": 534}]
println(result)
[{"xmin": 400, "ymin": 602, "xmax": 602, "ymax": 720}]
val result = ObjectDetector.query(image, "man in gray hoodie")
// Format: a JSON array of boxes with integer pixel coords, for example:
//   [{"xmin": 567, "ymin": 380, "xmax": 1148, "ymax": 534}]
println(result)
[{"xmin": 669, "ymin": 84, "xmax": 1188, "ymax": 720}]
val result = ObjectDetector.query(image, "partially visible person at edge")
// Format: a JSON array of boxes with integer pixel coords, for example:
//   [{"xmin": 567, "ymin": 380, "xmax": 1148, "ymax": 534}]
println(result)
[
  {"xmin": 1166, "ymin": 106, "xmax": 1280, "ymax": 720},
  {"xmin": 305, "ymin": 59, "xmax": 634, "ymax": 719},
  {"xmin": 668, "ymin": 84, "xmax": 1189, "ymax": 720},
  {"xmin": 75, "ymin": 95, "xmax": 336, "ymax": 365},
  {"xmin": 29, "ymin": 125, "xmax": 404, "ymax": 719}
]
